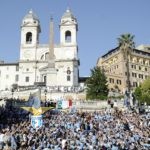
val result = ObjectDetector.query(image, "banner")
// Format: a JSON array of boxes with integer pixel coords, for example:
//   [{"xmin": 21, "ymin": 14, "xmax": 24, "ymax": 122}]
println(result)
[
  {"xmin": 57, "ymin": 99, "xmax": 72, "ymax": 109},
  {"xmin": 57, "ymin": 100, "xmax": 63, "ymax": 109},
  {"xmin": 31, "ymin": 115, "xmax": 43, "ymax": 129}
]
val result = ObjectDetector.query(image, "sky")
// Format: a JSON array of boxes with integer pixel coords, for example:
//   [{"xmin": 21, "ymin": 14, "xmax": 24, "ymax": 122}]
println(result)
[{"xmin": 0, "ymin": 0, "xmax": 150, "ymax": 76}]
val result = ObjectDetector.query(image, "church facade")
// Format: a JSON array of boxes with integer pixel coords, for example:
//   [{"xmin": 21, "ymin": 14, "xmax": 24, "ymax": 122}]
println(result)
[{"xmin": 0, "ymin": 9, "xmax": 80, "ymax": 91}]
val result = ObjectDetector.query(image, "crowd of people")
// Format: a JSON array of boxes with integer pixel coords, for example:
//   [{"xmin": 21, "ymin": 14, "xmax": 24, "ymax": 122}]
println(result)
[{"xmin": 0, "ymin": 99, "xmax": 149, "ymax": 150}]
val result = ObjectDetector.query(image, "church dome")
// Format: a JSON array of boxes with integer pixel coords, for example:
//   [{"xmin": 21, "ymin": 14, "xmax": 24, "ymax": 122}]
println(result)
[
  {"xmin": 24, "ymin": 10, "xmax": 39, "ymax": 21},
  {"xmin": 61, "ymin": 8, "xmax": 77, "ymax": 24},
  {"xmin": 22, "ymin": 10, "xmax": 40, "ymax": 27},
  {"xmin": 62, "ymin": 8, "xmax": 75, "ymax": 19}
]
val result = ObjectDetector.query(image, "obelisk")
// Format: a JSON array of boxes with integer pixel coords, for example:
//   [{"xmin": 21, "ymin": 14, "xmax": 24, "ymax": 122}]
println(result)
[
  {"xmin": 48, "ymin": 16, "xmax": 55, "ymax": 68},
  {"xmin": 46, "ymin": 16, "xmax": 57, "ymax": 86}
]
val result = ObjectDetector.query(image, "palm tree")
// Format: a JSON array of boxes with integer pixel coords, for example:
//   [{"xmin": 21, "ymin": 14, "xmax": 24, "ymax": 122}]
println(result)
[{"xmin": 117, "ymin": 33, "xmax": 135, "ymax": 93}]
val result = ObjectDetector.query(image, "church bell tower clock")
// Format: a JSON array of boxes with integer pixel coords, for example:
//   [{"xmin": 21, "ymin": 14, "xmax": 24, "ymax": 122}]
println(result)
[
  {"xmin": 56, "ymin": 8, "xmax": 79, "ymax": 86},
  {"xmin": 20, "ymin": 10, "xmax": 41, "ymax": 61}
]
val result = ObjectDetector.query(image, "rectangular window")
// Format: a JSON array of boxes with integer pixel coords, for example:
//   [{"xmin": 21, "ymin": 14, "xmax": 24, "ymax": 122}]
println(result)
[
  {"xmin": 117, "ymin": 80, "xmax": 118, "ymax": 84},
  {"xmin": 116, "ymin": 79, "xmax": 121, "ymax": 85},
  {"xmin": 67, "ymin": 75, "xmax": 70, "ymax": 81},
  {"xmin": 134, "ymin": 65, "xmax": 136, "ymax": 69},
  {"xmin": 15, "ymin": 75, "xmax": 19, "ymax": 82},
  {"xmin": 16, "ymin": 66, "xmax": 19, "ymax": 71},
  {"xmin": 141, "ymin": 74, "xmax": 143, "ymax": 79},
  {"xmin": 131, "ymin": 64, "xmax": 136, "ymax": 69},
  {"xmin": 132, "ymin": 72, "xmax": 137, "ymax": 78},
  {"xmin": 109, "ymin": 78, "xmax": 111, "ymax": 83},
  {"xmin": 112, "ymin": 78, "xmax": 114, "ymax": 83},
  {"xmin": 139, "ymin": 74, "xmax": 143, "ymax": 79},
  {"xmin": 133, "ymin": 82, "xmax": 138, "ymax": 87},
  {"xmin": 109, "ymin": 78, "xmax": 114, "ymax": 83},
  {"xmin": 131, "ymin": 65, "xmax": 133, "ymax": 68},
  {"xmin": 25, "ymin": 76, "xmax": 29, "ymax": 82}
]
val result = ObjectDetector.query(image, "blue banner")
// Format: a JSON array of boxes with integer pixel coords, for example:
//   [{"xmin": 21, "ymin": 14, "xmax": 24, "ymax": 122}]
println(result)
[{"xmin": 31, "ymin": 115, "xmax": 43, "ymax": 129}]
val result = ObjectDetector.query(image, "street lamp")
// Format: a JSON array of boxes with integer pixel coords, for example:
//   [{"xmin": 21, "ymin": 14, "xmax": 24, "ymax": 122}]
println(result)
[
  {"xmin": 11, "ymin": 89, "xmax": 14, "ymax": 99},
  {"xmin": 44, "ymin": 88, "xmax": 47, "ymax": 102}
]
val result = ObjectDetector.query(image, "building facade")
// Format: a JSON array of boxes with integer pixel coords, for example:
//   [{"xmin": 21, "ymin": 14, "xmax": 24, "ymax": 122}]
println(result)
[
  {"xmin": 0, "ymin": 9, "xmax": 80, "ymax": 91},
  {"xmin": 97, "ymin": 45, "xmax": 150, "ymax": 93}
]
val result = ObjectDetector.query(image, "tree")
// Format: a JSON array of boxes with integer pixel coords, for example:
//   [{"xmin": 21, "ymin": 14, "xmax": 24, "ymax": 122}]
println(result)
[
  {"xmin": 141, "ymin": 77, "xmax": 150, "ymax": 94},
  {"xmin": 134, "ymin": 86, "xmax": 142, "ymax": 102},
  {"xmin": 134, "ymin": 77, "xmax": 150, "ymax": 105},
  {"xmin": 141, "ymin": 77, "xmax": 150, "ymax": 105},
  {"xmin": 117, "ymin": 33, "xmax": 135, "ymax": 92},
  {"xmin": 85, "ymin": 67, "xmax": 109, "ymax": 100}
]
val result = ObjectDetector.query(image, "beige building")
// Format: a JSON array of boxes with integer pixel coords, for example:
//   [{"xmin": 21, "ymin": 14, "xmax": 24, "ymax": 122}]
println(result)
[{"xmin": 97, "ymin": 45, "xmax": 150, "ymax": 94}]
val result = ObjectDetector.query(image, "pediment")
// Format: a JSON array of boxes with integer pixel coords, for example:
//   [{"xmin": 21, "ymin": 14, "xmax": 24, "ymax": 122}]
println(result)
[
  {"xmin": 61, "ymin": 20, "xmax": 76, "ymax": 25},
  {"xmin": 22, "ymin": 22, "xmax": 36, "ymax": 27}
]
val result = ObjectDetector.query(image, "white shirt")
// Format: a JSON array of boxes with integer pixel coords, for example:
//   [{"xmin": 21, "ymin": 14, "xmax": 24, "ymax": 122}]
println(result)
[
  {"xmin": 0, "ymin": 133, "xmax": 4, "ymax": 142},
  {"xmin": 62, "ymin": 139, "xmax": 66, "ymax": 149}
]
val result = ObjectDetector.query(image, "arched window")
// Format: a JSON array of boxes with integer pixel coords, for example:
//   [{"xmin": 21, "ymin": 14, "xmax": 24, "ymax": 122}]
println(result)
[
  {"xmin": 145, "ymin": 60, "xmax": 149, "ymax": 66},
  {"xmin": 65, "ymin": 31, "xmax": 71, "ymax": 43},
  {"xmin": 26, "ymin": 32, "xmax": 32, "ymax": 43},
  {"xmin": 139, "ymin": 59, "xmax": 143, "ymax": 64},
  {"xmin": 132, "ymin": 57, "xmax": 137, "ymax": 63}
]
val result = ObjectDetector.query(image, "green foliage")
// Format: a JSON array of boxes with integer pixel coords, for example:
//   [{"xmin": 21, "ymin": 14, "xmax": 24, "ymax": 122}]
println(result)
[
  {"xmin": 141, "ymin": 94, "xmax": 150, "ymax": 105},
  {"xmin": 134, "ymin": 86, "xmax": 142, "ymax": 103},
  {"xmin": 117, "ymin": 33, "xmax": 135, "ymax": 92},
  {"xmin": 117, "ymin": 33, "xmax": 135, "ymax": 49},
  {"xmin": 141, "ymin": 77, "xmax": 150, "ymax": 105},
  {"xmin": 141, "ymin": 77, "xmax": 150, "ymax": 94},
  {"xmin": 85, "ymin": 67, "xmax": 109, "ymax": 100},
  {"xmin": 134, "ymin": 77, "xmax": 150, "ymax": 105}
]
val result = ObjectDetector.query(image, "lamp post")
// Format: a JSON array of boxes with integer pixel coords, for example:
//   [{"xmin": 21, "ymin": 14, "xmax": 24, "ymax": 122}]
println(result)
[
  {"xmin": 11, "ymin": 89, "xmax": 14, "ymax": 99},
  {"xmin": 49, "ymin": 88, "xmax": 52, "ymax": 100},
  {"xmin": 44, "ymin": 88, "xmax": 47, "ymax": 102},
  {"xmin": 75, "ymin": 87, "xmax": 78, "ymax": 101}
]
